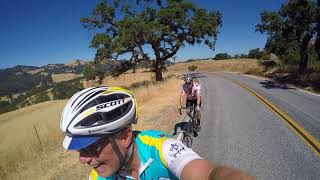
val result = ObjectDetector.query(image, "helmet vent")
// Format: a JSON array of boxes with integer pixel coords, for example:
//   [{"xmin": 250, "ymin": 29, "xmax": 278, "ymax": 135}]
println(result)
[
  {"xmin": 77, "ymin": 93, "xmax": 129, "ymax": 115},
  {"xmin": 74, "ymin": 89, "xmax": 104, "ymax": 113},
  {"xmin": 98, "ymin": 93, "xmax": 129, "ymax": 102},
  {"xmin": 76, "ymin": 101, "xmax": 133, "ymax": 129}
]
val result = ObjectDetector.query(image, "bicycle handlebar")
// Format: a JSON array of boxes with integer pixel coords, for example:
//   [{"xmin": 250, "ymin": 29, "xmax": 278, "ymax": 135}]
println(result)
[{"xmin": 179, "ymin": 106, "xmax": 195, "ymax": 115}]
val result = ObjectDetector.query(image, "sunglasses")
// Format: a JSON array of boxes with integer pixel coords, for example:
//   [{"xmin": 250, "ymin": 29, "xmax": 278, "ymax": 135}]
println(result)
[{"xmin": 78, "ymin": 137, "xmax": 109, "ymax": 157}]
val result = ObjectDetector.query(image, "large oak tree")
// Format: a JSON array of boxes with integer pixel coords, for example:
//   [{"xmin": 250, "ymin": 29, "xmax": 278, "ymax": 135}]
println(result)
[{"xmin": 81, "ymin": 0, "xmax": 222, "ymax": 81}]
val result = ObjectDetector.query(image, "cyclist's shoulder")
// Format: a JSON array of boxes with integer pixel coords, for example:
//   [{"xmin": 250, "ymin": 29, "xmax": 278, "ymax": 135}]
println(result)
[
  {"xmin": 193, "ymin": 81, "xmax": 200, "ymax": 89},
  {"xmin": 193, "ymin": 81, "xmax": 200, "ymax": 86},
  {"xmin": 135, "ymin": 130, "xmax": 183, "ymax": 154},
  {"xmin": 135, "ymin": 130, "xmax": 173, "ymax": 155},
  {"xmin": 135, "ymin": 130, "xmax": 174, "ymax": 167},
  {"xmin": 135, "ymin": 130, "xmax": 172, "ymax": 140}
]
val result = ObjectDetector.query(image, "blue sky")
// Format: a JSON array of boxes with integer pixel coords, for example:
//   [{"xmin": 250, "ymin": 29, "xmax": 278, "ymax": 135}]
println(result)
[{"xmin": 0, "ymin": 0, "xmax": 287, "ymax": 69}]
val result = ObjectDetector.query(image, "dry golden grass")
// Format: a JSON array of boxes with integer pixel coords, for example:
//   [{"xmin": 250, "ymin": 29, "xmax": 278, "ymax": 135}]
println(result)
[
  {"xmin": 168, "ymin": 59, "xmax": 261, "ymax": 75},
  {"xmin": 132, "ymin": 77, "xmax": 181, "ymax": 132},
  {"xmin": 101, "ymin": 71, "xmax": 155, "ymax": 87},
  {"xmin": 52, "ymin": 73, "xmax": 82, "ymax": 83},
  {"xmin": 0, "ymin": 100, "xmax": 102, "ymax": 179},
  {"xmin": 0, "ymin": 59, "xmax": 259, "ymax": 179},
  {"xmin": 0, "ymin": 100, "xmax": 67, "ymax": 178},
  {"xmin": 82, "ymin": 69, "xmax": 174, "ymax": 89}
]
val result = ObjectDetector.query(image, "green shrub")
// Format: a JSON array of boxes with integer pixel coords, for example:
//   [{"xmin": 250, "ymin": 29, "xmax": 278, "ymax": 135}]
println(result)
[
  {"xmin": 214, "ymin": 53, "xmax": 232, "ymax": 60},
  {"xmin": 33, "ymin": 91, "xmax": 50, "ymax": 104},
  {"xmin": 83, "ymin": 63, "xmax": 97, "ymax": 80},
  {"xmin": 188, "ymin": 65, "xmax": 198, "ymax": 72},
  {"xmin": 0, "ymin": 100, "xmax": 17, "ymax": 114}
]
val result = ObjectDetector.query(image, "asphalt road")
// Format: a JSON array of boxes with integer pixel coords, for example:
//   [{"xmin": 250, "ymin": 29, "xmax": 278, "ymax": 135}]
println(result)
[{"xmin": 188, "ymin": 72, "xmax": 320, "ymax": 180}]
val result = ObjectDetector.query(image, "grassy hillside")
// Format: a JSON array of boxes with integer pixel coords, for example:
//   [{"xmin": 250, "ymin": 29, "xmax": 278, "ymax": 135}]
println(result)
[
  {"xmin": 51, "ymin": 73, "xmax": 82, "ymax": 83},
  {"xmin": 168, "ymin": 58, "xmax": 260, "ymax": 74}
]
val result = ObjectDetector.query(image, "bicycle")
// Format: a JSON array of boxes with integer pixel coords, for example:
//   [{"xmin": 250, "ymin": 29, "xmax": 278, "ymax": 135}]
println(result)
[{"xmin": 179, "ymin": 106, "xmax": 199, "ymax": 148}]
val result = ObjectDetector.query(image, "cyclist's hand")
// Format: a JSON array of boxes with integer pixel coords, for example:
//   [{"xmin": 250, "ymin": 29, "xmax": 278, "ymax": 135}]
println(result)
[{"xmin": 195, "ymin": 105, "xmax": 200, "ymax": 111}]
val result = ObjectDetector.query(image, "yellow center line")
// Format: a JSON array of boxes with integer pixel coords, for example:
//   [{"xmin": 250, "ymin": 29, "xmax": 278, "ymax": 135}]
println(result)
[{"xmin": 220, "ymin": 74, "xmax": 320, "ymax": 157}]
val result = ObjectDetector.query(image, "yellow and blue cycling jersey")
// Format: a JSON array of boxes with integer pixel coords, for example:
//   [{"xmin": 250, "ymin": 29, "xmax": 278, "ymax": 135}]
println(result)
[{"xmin": 89, "ymin": 130, "xmax": 202, "ymax": 180}]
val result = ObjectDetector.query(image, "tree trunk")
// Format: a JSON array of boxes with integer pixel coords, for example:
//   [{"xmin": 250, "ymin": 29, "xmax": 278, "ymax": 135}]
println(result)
[
  {"xmin": 299, "ymin": 34, "xmax": 312, "ymax": 73},
  {"xmin": 154, "ymin": 59, "xmax": 163, "ymax": 81},
  {"xmin": 316, "ymin": 1, "xmax": 320, "ymax": 60},
  {"xmin": 315, "ymin": 34, "xmax": 320, "ymax": 60},
  {"xmin": 299, "ymin": 49, "xmax": 308, "ymax": 73},
  {"xmin": 315, "ymin": 24, "xmax": 320, "ymax": 60}
]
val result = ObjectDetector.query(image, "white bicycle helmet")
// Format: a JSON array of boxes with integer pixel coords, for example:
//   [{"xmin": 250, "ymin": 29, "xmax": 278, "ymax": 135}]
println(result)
[
  {"xmin": 60, "ymin": 86, "xmax": 138, "ymax": 150},
  {"xmin": 184, "ymin": 76, "xmax": 192, "ymax": 84}
]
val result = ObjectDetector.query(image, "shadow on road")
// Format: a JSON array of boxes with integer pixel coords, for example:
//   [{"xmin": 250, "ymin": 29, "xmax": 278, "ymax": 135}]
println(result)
[{"xmin": 259, "ymin": 80, "xmax": 296, "ymax": 90}]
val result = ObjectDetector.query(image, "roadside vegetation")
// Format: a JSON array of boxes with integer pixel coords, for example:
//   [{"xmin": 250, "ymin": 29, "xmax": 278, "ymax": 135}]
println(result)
[{"xmin": 254, "ymin": 0, "xmax": 320, "ymax": 93}]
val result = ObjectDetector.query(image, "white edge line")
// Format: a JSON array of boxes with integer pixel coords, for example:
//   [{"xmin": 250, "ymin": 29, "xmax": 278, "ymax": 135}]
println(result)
[{"xmin": 299, "ymin": 89, "xmax": 320, "ymax": 97}]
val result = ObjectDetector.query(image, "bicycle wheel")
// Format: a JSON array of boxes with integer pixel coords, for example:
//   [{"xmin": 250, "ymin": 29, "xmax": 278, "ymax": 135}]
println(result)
[
  {"xmin": 192, "ymin": 111, "xmax": 201, "ymax": 132},
  {"xmin": 189, "ymin": 117, "xmax": 197, "ymax": 133},
  {"xmin": 196, "ymin": 124, "xmax": 201, "ymax": 132},
  {"xmin": 182, "ymin": 133, "xmax": 193, "ymax": 148}
]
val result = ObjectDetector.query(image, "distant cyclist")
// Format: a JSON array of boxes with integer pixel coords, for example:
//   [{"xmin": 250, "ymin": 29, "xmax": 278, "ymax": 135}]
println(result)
[
  {"xmin": 60, "ymin": 86, "xmax": 253, "ymax": 180},
  {"xmin": 180, "ymin": 75, "xmax": 202, "ymax": 131}
]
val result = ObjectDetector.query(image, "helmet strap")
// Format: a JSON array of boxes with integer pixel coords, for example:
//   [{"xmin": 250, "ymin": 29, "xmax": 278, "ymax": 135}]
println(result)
[{"xmin": 109, "ymin": 136, "xmax": 135, "ymax": 174}]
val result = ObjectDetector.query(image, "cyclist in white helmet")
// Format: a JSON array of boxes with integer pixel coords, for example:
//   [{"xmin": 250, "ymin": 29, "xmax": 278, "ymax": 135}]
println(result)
[
  {"xmin": 180, "ymin": 75, "xmax": 202, "ymax": 133},
  {"xmin": 60, "ymin": 86, "xmax": 253, "ymax": 180}
]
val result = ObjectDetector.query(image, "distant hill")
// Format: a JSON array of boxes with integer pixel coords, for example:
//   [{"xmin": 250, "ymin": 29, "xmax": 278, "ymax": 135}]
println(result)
[
  {"xmin": 0, "ymin": 59, "xmax": 89, "ymax": 114},
  {"xmin": 0, "ymin": 60, "xmax": 88, "ymax": 96},
  {"xmin": 0, "ymin": 66, "xmax": 51, "ymax": 96}
]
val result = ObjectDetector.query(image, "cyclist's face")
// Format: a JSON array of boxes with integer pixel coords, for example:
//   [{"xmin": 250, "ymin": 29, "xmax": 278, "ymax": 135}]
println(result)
[{"xmin": 78, "ymin": 138, "xmax": 122, "ymax": 178}]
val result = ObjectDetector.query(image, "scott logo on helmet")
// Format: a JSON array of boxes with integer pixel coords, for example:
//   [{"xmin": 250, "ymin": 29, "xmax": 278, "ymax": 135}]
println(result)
[{"xmin": 96, "ymin": 99, "xmax": 125, "ymax": 111}]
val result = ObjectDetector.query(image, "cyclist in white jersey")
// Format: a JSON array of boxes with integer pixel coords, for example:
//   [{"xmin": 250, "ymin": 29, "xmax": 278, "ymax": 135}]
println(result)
[
  {"xmin": 180, "ymin": 76, "xmax": 202, "ymax": 131},
  {"xmin": 60, "ymin": 86, "xmax": 253, "ymax": 180}
]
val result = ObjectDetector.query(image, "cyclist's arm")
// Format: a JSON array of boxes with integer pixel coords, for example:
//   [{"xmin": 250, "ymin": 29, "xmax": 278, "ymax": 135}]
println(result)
[
  {"xmin": 195, "ymin": 83, "xmax": 201, "ymax": 107},
  {"xmin": 180, "ymin": 160, "xmax": 254, "ymax": 180},
  {"xmin": 162, "ymin": 139, "xmax": 203, "ymax": 179},
  {"xmin": 180, "ymin": 91, "xmax": 187, "ymax": 107},
  {"xmin": 162, "ymin": 139, "xmax": 253, "ymax": 180},
  {"xmin": 196, "ymin": 93, "xmax": 201, "ymax": 107}
]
